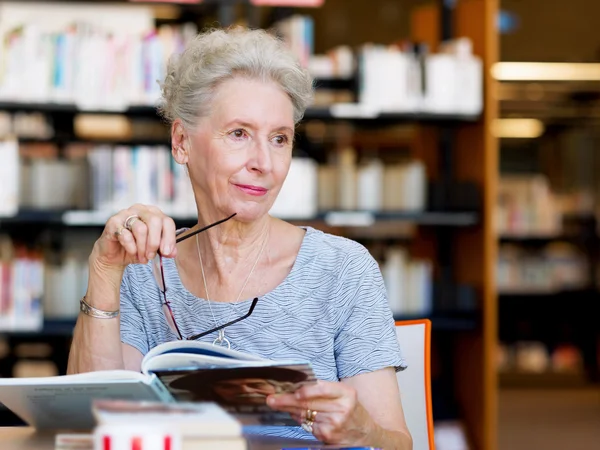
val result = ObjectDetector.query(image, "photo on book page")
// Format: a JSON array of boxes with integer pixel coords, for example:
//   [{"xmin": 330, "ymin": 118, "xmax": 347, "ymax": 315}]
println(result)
[{"xmin": 152, "ymin": 363, "xmax": 316, "ymax": 425}]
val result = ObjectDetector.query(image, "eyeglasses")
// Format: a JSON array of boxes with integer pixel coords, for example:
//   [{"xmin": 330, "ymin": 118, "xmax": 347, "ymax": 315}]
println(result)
[{"xmin": 151, "ymin": 213, "xmax": 259, "ymax": 342}]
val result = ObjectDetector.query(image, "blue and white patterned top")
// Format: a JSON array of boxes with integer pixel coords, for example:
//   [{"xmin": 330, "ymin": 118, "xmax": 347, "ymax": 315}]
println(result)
[{"xmin": 119, "ymin": 226, "xmax": 406, "ymax": 440}]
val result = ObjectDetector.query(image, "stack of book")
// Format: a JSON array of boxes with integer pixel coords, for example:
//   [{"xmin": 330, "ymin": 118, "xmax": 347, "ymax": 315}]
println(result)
[
  {"xmin": 380, "ymin": 246, "xmax": 433, "ymax": 316},
  {"xmin": 0, "ymin": 235, "xmax": 44, "ymax": 331}
]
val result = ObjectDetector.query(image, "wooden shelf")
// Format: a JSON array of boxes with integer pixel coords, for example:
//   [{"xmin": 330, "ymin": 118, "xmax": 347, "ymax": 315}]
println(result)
[
  {"xmin": 498, "ymin": 288, "xmax": 597, "ymax": 298},
  {"xmin": 0, "ymin": 312, "xmax": 479, "ymax": 338},
  {"xmin": 18, "ymin": 137, "xmax": 172, "ymax": 147},
  {"xmin": 0, "ymin": 101, "xmax": 480, "ymax": 124},
  {"xmin": 0, "ymin": 209, "xmax": 479, "ymax": 229},
  {"xmin": 499, "ymin": 234, "xmax": 579, "ymax": 243},
  {"xmin": 499, "ymin": 371, "xmax": 592, "ymax": 389}
]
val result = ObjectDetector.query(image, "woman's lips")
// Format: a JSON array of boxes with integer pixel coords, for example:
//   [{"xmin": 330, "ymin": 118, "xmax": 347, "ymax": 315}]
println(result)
[{"xmin": 234, "ymin": 184, "xmax": 268, "ymax": 196}]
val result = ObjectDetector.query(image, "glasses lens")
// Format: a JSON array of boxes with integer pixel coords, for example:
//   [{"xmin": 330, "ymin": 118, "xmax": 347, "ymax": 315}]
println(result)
[
  {"xmin": 152, "ymin": 254, "xmax": 165, "ymax": 292},
  {"xmin": 162, "ymin": 302, "xmax": 181, "ymax": 337}
]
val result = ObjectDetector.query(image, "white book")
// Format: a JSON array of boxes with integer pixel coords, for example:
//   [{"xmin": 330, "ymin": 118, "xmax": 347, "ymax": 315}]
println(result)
[
  {"xmin": 0, "ymin": 139, "xmax": 19, "ymax": 217},
  {"xmin": 92, "ymin": 400, "xmax": 242, "ymax": 439},
  {"xmin": 0, "ymin": 341, "xmax": 315, "ymax": 430}
]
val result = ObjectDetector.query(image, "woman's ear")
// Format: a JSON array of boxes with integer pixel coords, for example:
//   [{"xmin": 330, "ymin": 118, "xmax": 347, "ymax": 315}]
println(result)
[{"xmin": 171, "ymin": 120, "xmax": 190, "ymax": 165}]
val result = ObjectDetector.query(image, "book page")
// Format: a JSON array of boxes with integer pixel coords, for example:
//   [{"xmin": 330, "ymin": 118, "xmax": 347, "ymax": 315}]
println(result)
[
  {"xmin": 0, "ymin": 380, "xmax": 162, "ymax": 429},
  {"xmin": 143, "ymin": 353, "xmax": 276, "ymax": 374},
  {"xmin": 0, "ymin": 370, "xmax": 147, "ymax": 385},
  {"xmin": 141, "ymin": 341, "xmax": 268, "ymax": 375},
  {"xmin": 151, "ymin": 363, "xmax": 316, "ymax": 426}
]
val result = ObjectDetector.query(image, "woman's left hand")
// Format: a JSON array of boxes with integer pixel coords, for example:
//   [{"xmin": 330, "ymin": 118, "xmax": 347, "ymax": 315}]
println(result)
[{"xmin": 266, "ymin": 380, "xmax": 375, "ymax": 445}]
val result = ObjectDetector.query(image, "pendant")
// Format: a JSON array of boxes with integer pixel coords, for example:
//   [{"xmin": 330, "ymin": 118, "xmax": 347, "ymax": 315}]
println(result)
[{"xmin": 213, "ymin": 330, "xmax": 231, "ymax": 349}]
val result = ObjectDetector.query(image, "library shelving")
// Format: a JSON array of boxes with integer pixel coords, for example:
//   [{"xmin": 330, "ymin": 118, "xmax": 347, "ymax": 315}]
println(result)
[
  {"xmin": 0, "ymin": 1, "xmax": 500, "ymax": 450},
  {"xmin": 0, "ymin": 209, "xmax": 480, "ymax": 228},
  {"xmin": 0, "ymin": 102, "xmax": 480, "ymax": 124}
]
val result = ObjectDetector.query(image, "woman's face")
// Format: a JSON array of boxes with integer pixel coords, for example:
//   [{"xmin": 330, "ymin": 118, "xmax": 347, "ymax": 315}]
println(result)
[{"xmin": 185, "ymin": 77, "xmax": 295, "ymax": 222}]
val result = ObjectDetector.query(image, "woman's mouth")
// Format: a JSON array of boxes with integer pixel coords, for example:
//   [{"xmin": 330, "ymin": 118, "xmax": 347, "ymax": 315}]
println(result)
[{"xmin": 234, "ymin": 184, "xmax": 268, "ymax": 196}]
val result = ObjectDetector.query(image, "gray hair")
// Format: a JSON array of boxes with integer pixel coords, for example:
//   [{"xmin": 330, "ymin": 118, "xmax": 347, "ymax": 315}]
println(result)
[{"xmin": 158, "ymin": 27, "xmax": 314, "ymax": 128}]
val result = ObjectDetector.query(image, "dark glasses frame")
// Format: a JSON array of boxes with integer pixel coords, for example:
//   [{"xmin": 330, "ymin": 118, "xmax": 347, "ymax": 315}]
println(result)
[{"xmin": 153, "ymin": 213, "xmax": 259, "ymax": 341}]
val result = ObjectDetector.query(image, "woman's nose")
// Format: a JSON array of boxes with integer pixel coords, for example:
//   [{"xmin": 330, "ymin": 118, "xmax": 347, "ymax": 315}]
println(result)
[{"xmin": 248, "ymin": 138, "xmax": 273, "ymax": 174}]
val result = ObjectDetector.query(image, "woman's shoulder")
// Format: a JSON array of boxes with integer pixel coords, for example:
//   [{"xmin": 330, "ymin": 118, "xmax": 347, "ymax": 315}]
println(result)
[
  {"xmin": 301, "ymin": 227, "xmax": 379, "ymax": 274},
  {"xmin": 303, "ymin": 226, "xmax": 371, "ymax": 257}
]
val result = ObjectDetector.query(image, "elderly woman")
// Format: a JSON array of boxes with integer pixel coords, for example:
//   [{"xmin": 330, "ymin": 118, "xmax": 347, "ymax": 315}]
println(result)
[{"xmin": 67, "ymin": 27, "xmax": 412, "ymax": 449}]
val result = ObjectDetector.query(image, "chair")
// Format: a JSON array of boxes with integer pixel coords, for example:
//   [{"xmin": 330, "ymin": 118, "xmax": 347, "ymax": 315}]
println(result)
[{"xmin": 395, "ymin": 319, "xmax": 435, "ymax": 450}]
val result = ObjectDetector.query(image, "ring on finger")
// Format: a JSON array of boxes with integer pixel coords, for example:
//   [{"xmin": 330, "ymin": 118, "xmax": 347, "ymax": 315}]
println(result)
[
  {"xmin": 301, "ymin": 420, "xmax": 314, "ymax": 434},
  {"xmin": 301, "ymin": 409, "xmax": 317, "ymax": 434},
  {"xmin": 124, "ymin": 215, "xmax": 142, "ymax": 231}
]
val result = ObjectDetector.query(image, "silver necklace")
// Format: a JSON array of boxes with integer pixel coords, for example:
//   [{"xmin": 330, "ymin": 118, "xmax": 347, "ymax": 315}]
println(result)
[{"xmin": 196, "ymin": 224, "xmax": 269, "ymax": 348}]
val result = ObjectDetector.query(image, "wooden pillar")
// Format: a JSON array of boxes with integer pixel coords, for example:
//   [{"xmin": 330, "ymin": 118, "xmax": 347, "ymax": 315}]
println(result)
[
  {"xmin": 453, "ymin": 1, "xmax": 499, "ymax": 450},
  {"xmin": 410, "ymin": 1, "xmax": 499, "ymax": 450}
]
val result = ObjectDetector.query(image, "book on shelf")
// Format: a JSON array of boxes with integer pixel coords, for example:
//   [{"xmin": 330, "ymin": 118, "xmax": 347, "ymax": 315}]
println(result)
[
  {"xmin": 0, "ymin": 139, "xmax": 19, "ymax": 217},
  {"xmin": 0, "ymin": 237, "xmax": 44, "ymax": 332},
  {"xmin": 0, "ymin": 340, "xmax": 316, "ymax": 430}
]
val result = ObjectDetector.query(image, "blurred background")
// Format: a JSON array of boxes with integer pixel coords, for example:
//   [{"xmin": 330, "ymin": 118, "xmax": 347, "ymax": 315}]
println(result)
[{"xmin": 0, "ymin": 1, "xmax": 598, "ymax": 449}]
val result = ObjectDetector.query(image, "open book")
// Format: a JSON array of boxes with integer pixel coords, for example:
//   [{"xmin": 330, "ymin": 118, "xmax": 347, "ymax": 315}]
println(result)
[{"xmin": 0, "ymin": 341, "xmax": 315, "ymax": 430}]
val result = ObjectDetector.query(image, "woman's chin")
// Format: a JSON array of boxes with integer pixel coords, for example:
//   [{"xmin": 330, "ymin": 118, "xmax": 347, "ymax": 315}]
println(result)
[{"xmin": 226, "ymin": 203, "xmax": 273, "ymax": 223}]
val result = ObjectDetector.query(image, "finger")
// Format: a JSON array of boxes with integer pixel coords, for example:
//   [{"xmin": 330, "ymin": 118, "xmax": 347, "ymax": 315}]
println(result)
[
  {"xmin": 143, "ymin": 213, "xmax": 163, "ymax": 261},
  {"xmin": 267, "ymin": 395, "xmax": 334, "ymax": 415},
  {"xmin": 294, "ymin": 381, "xmax": 345, "ymax": 402},
  {"xmin": 130, "ymin": 219, "xmax": 149, "ymax": 264},
  {"xmin": 266, "ymin": 400, "xmax": 304, "ymax": 417},
  {"xmin": 116, "ymin": 228, "xmax": 138, "ymax": 259},
  {"xmin": 160, "ymin": 216, "xmax": 177, "ymax": 257},
  {"xmin": 266, "ymin": 393, "xmax": 298, "ymax": 409}
]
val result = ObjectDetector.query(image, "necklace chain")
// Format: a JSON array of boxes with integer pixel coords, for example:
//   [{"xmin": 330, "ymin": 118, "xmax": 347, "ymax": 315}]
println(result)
[{"xmin": 196, "ymin": 223, "xmax": 270, "ymax": 346}]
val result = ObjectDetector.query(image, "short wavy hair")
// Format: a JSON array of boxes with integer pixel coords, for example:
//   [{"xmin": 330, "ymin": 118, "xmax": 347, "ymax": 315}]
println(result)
[{"xmin": 158, "ymin": 27, "xmax": 314, "ymax": 128}]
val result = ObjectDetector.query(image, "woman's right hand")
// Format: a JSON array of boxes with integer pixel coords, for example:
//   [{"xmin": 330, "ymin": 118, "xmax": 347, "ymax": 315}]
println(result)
[{"xmin": 90, "ymin": 204, "xmax": 178, "ymax": 274}]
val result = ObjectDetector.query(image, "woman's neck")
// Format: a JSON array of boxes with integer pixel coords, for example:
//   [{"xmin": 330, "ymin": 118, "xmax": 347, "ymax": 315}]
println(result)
[{"xmin": 194, "ymin": 210, "xmax": 271, "ymax": 288}]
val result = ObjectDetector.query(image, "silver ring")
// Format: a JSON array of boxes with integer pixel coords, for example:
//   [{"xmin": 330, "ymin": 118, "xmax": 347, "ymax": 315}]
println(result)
[{"xmin": 124, "ymin": 215, "xmax": 141, "ymax": 231}]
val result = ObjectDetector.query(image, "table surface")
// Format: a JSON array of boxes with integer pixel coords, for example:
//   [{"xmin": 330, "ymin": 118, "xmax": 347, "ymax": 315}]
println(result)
[{"xmin": 0, "ymin": 427, "xmax": 328, "ymax": 450}]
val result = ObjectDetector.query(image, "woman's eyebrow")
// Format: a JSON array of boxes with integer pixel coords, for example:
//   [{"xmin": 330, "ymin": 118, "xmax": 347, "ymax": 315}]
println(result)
[
  {"xmin": 273, "ymin": 126, "xmax": 294, "ymax": 134},
  {"xmin": 223, "ymin": 120, "xmax": 293, "ymax": 134},
  {"xmin": 223, "ymin": 119, "xmax": 255, "ymax": 129}
]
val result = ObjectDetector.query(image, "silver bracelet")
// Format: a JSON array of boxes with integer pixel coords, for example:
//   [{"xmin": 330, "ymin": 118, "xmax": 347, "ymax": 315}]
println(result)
[{"xmin": 79, "ymin": 296, "xmax": 120, "ymax": 319}]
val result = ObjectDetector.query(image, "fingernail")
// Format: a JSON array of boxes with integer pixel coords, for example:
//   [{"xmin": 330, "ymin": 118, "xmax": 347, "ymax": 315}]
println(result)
[
  {"xmin": 267, "ymin": 397, "xmax": 275, "ymax": 406},
  {"xmin": 163, "ymin": 245, "xmax": 172, "ymax": 255},
  {"xmin": 148, "ymin": 252, "xmax": 155, "ymax": 260}
]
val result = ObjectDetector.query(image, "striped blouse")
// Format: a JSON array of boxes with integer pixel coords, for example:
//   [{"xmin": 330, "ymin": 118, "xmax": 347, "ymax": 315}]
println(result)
[{"xmin": 119, "ymin": 226, "xmax": 406, "ymax": 439}]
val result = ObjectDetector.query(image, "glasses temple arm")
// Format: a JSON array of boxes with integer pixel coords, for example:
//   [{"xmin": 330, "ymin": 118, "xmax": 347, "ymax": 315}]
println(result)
[
  {"xmin": 175, "ymin": 213, "xmax": 237, "ymax": 244},
  {"xmin": 187, "ymin": 297, "xmax": 258, "ymax": 341}
]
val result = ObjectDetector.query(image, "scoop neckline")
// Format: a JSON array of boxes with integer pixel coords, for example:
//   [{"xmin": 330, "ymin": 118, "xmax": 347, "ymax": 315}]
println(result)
[{"xmin": 164, "ymin": 226, "xmax": 315, "ymax": 305}]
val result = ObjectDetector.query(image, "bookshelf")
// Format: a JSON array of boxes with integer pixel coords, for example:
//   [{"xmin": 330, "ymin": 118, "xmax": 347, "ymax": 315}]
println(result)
[
  {"xmin": 496, "ymin": 166, "xmax": 600, "ymax": 386},
  {"xmin": 0, "ymin": 1, "xmax": 500, "ymax": 449}
]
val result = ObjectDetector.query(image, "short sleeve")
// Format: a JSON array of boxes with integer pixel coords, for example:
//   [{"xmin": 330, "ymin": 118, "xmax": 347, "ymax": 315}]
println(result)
[
  {"xmin": 334, "ymin": 250, "xmax": 407, "ymax": 379},
  {"xmin": 119, "ymin": 266, "xmax": 150, "ymax": 355}
]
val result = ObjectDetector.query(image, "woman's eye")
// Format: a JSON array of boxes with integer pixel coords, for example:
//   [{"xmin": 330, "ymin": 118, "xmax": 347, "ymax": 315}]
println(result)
[
  {"xmin": 273, "ymin": 135, "xmax": 289, "ymax": 145},
  {"xmin": 229, "ymin": 129, "xmax": 247, "ymax": 139}
]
